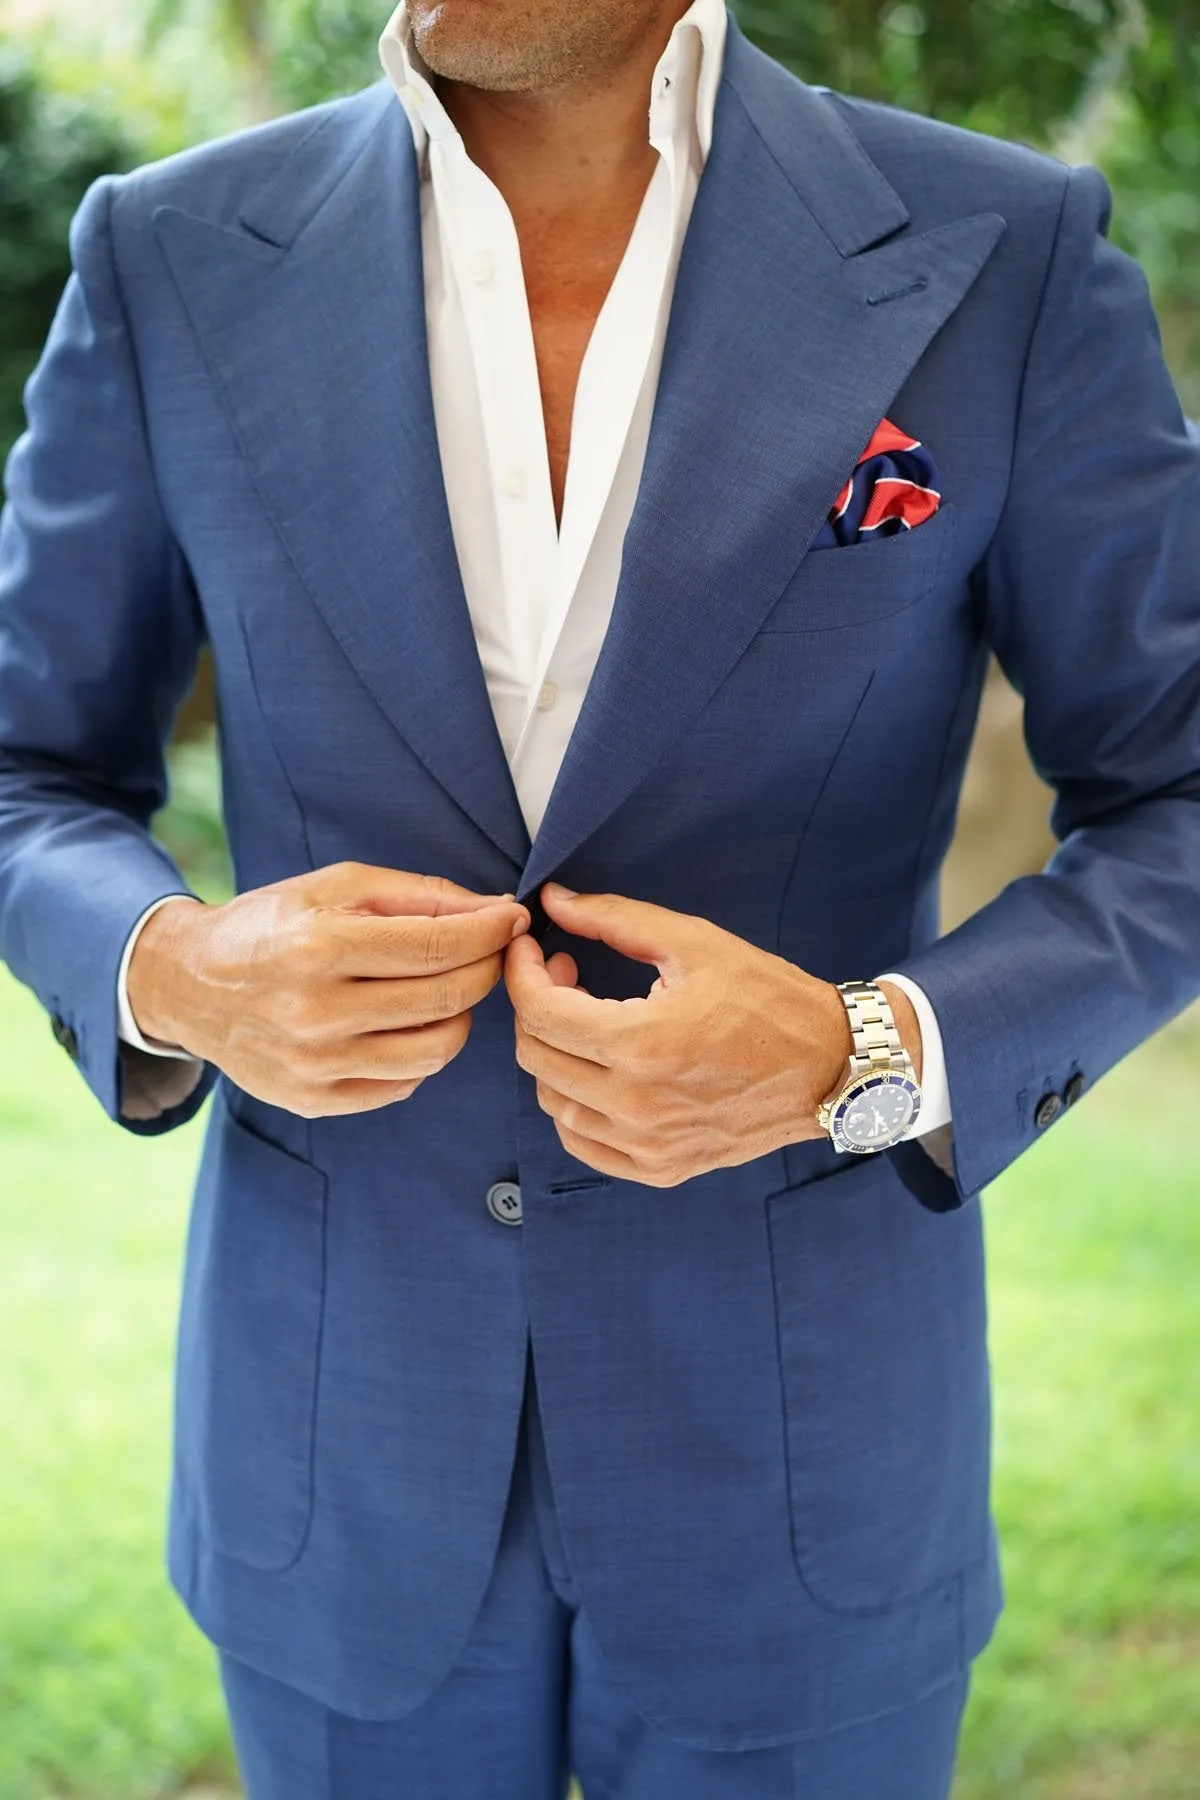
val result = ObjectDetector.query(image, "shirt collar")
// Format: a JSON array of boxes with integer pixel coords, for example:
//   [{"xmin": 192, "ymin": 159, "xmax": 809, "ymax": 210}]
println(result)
[{"xmin": 378, "ymin": 0, "xmax": 728, "ymax": 179}]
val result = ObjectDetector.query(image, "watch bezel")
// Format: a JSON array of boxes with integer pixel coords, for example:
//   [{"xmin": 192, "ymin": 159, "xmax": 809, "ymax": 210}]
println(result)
[{"xmin": 825, "ymin": 1068, "xmax": 922, "ymax": 1154}]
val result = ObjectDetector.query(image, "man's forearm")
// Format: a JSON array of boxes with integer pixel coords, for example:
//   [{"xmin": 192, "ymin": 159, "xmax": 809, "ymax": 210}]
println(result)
[{"xmin": 0, "ymin": 760, "xmax": 216, "ymax": 1129}]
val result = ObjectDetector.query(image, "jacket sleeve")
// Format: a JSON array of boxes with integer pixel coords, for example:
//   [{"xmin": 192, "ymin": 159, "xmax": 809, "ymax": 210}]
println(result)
[
  {"xmin": 890, "ymin": 161, "xmax": 1200, "ymax": 1204},
  {"xmin": 0, "ymin": 173, "xmax": 219, "ymax": 1133}
]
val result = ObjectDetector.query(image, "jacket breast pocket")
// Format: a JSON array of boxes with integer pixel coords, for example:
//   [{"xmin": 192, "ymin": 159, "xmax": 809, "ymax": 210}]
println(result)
[
  {"xmin": 760, "ymin": 503, "xmax": 960, "ymax": 633},
  {"xmin": 173, "ymin": 1088, "xmax": 328, "ymax": 1572},
  {"xmin": 765, "ymin": 1149, "xmax": 991, "ymax": 1614}
]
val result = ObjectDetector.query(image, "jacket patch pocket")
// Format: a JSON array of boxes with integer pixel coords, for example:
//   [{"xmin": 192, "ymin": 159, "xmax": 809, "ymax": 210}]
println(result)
[
  {"xmin": 765, "ymin": 1150, "xmax": 990, "ymax": 1613},
  {"xmin": 173, "ymin": 1090, "xmax": 328, "ymax": 1572}
]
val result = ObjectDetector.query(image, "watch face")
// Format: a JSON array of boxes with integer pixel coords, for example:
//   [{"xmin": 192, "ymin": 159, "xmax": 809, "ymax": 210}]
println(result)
[{"xmin": 832, "ymin": 1073, "xmax": 921, "ymax": 1153}]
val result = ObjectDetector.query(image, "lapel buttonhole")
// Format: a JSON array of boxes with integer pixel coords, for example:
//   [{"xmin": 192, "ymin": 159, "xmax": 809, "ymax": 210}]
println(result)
[{"xmin": 867, "ymin": 277, "xmax": 930, "ymax": 307}]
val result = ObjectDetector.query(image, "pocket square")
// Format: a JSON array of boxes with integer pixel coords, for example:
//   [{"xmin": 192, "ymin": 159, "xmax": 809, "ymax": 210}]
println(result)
[{"xmin": 812, "ymin": 418, "xmax": 942, "ymax": 549}]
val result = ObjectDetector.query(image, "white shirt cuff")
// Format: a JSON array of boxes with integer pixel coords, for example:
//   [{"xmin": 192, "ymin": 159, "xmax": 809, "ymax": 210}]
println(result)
[
  {"xmin": 877, "ymin": 971, "xmax": 952, "ymax": 1139},
  {"xmin": 117, "ymin": 895, "xmax": 202, "ymax": 1061}
]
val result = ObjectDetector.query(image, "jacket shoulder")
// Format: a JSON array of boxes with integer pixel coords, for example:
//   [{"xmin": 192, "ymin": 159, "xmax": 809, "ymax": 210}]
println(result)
[
  {"xmin": 819, "ymin": 89, "xmax": 1087, "ymax": 235},
  {"xmin": 105, "ymin": 80, "xmax": 394, "ymax": 236}
]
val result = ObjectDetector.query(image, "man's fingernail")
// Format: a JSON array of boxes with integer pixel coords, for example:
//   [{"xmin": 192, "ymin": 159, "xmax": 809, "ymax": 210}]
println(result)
[
  {"xmin": 511, "ymin": 916, "xmax": 530, "ymax": 938},
  {"xmin": 547, "ymin": 882, "xmax": 578, "ymax": 898}
]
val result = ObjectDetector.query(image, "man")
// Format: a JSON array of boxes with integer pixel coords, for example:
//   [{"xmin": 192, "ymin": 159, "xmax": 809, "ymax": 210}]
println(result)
[{"xmin": 1, "ymin": 0, "xmax": 1198, "ymax": 1791}]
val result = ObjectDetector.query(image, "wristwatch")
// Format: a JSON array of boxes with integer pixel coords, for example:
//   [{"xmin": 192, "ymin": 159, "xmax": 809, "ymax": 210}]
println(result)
[{"xmin": 816, "ymin": 981, "xmax": 923, "ymax": 1154}]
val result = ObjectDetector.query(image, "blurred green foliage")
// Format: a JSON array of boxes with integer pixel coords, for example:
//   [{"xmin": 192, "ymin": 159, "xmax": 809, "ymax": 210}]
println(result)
[
  {"xmin": 155, "ymin": 729, "xmax": 234, "ymax": 898},
  {"xmin": 739, "ymin": 2, "xmax": 1188, "ymax": 128},
  {"xmin": 140, "ymin": 0, "xmax": 386, "ymax": 117},
  {"xmin": 740, "ymin": 0, "xmax": 1121, "ymax": 135},
  {"xmin": 266, "ymin": 0, "xmax": 391, "ymax": 109},
  {"xmin": 0, "ymin": 49, "xmax": 142, "ymax": 458}
]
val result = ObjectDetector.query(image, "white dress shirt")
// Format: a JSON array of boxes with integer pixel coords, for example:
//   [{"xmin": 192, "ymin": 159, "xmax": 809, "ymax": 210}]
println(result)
[{"xmin": 116, "ymin": 0, "xmax": 952, "ymax": 1147}]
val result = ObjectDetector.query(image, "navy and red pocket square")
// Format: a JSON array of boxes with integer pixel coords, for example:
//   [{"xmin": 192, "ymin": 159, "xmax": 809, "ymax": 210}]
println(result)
[{"xmin": 812, "ymin": 418, "xmax": 942, "ymax": 549}]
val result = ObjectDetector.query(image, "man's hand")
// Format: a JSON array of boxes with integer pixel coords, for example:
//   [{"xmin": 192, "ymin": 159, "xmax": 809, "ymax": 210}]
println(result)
[
  {"xmin": 505, "ymin": 881, "xmax": 920, "ymax": 1186},
  {"xmin": 126, "ymin": 862, "xmax": 530, "ymax": 1117}
]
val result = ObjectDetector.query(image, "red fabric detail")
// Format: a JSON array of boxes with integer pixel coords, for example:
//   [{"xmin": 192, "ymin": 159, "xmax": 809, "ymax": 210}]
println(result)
[
  {"xmin": 860, "ymin": 478, "xmax": 941, "ymax": 533},
  {"xmin": 857, "ymin": 418, "xmax": 922, "ymax": 463}
]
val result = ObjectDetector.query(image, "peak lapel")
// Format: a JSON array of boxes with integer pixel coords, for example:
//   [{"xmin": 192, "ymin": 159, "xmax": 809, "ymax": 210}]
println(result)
[
  {"xmin": 517, "ymin": 17, "xmax": 1005, "ymax": 902},
  {"xmin": 153, "ymin": 85, "xmax": 532, "ymax": 872}
]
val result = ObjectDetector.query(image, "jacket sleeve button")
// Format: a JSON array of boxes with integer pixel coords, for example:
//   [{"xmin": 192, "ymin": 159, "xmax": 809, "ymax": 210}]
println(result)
[
  {"xmin": 1034, "ymin": 1091, "xmax": 1064, "ymax": 1129},
  {"xmin": 1063, "ymin": 1072, "xmax": 1087, "ymax": 1108},
  {"xmin": 50, "ymin": 1014, "xmax": 79, "ymax": 1061}
]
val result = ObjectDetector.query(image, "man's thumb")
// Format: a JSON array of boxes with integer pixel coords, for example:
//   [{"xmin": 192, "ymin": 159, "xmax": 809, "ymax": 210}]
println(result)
[{"xmin": 540, "ymin": 883, "xmax": 690, "ymax": 972}]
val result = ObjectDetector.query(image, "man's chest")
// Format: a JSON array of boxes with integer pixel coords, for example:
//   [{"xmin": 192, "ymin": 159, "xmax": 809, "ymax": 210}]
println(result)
[
  {"xmin": 518, "ymin": 216, "xmax": 647, "ymax": 529},
  {"xmin": 526, "ymin": 306, "xmax": 594, "ymax": 530}
]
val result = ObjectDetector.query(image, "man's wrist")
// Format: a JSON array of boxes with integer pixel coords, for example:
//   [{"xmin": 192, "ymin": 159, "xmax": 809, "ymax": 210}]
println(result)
[
  {"xmin": 125, "ymin": 895, "xmax": 210, "ymax": 1052},
  {"xmin": 811, "ymin": 977, "xmax": 855, "ymax": 1110}
]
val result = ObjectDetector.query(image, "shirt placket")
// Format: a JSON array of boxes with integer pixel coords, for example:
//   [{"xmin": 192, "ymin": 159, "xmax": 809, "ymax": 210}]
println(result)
[
  {"xmin": 431, "ymin": 137, "xmax": 560, "ymax": 694},
  {"xmin": 511, "ymin": 65, "xmax": 694, "ymax": 764}
]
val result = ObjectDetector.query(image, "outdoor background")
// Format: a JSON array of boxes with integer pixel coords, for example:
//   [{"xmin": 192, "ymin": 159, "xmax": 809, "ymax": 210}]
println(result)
[{"xmin": 0, "ymin": 1, "xmax": 1197, "ymax": 1796}]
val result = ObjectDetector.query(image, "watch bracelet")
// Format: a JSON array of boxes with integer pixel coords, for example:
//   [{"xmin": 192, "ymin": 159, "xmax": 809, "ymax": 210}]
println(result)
[{"xmin": 836, "ymin": 980, "xmax": 910, "ymax": 1076}]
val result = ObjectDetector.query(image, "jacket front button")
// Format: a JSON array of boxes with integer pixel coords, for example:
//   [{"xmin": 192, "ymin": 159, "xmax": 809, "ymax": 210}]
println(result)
[{"xmin": 486, "ymin": 1181, "xmax": 523, "ymax": 1226}]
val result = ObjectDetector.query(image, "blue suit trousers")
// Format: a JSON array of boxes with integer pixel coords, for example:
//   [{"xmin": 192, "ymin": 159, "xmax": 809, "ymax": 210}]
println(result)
[{"xmin": 218, "ymin": 1341, "xmax": 971, "ymax": 1800}]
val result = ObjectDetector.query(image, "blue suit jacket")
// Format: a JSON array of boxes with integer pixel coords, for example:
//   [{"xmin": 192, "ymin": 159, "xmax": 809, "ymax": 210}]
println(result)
[{"xmin": 2, "ymin": 9, "xmax": 1199, "ymax": 1750}]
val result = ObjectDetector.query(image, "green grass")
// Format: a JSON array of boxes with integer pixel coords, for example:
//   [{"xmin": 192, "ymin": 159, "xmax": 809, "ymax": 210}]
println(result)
[
  {"xmin": 956, "ymin": 1007, "xmax": 1200, "ymax": 1800},
  {"xmin": 1, "ymin": 962, "xmax": 1197, "ymax": 1799},
  {"xmin": 0, "ymin": 967, "xmax": 234, "ymax": 1798}
]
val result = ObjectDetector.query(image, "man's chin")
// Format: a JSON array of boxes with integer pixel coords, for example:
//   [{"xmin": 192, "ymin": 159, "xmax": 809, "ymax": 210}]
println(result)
[
  {"xmin": 411, "ymin": 6, "xmax": 578, "ymax": 94},
  {"xmin": 413, "ymin": 36, "xmax": 538, "ymax": 91}
]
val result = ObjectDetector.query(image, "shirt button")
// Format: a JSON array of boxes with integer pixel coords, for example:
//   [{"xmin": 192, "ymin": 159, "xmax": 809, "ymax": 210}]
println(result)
[
  {"xmin": 486, "ymin": 1181, "xmax": 523, "ymax": 1227},
  {"xmin": 501, "ymin": 466, "xmax": 526, "ymax": 498},
  {"xmin": 469, "ymin": 250, "xmax": 494, "ymax": 284},
  {"xmin": 537, "ymin": 680, "xmax": 558, "ymax": 712}
]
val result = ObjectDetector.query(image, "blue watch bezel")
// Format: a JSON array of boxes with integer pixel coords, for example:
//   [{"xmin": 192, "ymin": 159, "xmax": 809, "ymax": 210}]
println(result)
[{"xmin": 828, "ymin": 1070, "xmax": 922, "ymax": 1154}]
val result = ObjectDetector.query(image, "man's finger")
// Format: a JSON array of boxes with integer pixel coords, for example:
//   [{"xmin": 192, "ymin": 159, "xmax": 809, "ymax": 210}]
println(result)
[
  {"xmin": 307, "ymin": 1076, "xmax": 426, "ymax": 1116},
  {"xmin": 330, "ymin": 899, "xmax": 529, "ymax": 977},
  {"xmin": 310, "ymin": 959, "xmax": 504, "ymax": 1035},
  {"xmin": 505, "ymin": 930, "xmax": 635, "ymax": 1061},
  {"xmin": 310, "ymin": 1017, "xmax": 470, "ymax": 1081},
  {"xmin": 315, "ymin": 862, "xmax": 520, "ymax": 918},
  {"xmin": 516, "ymin": 1025, "xmax": 611, "ymax": 1101},
  {"xmin": 553, "ymin": 1122, "xmax": 644, "ymax": 1183},
  {"xmin": 540, "ymin": 883, "xmax": 696, "ymax": 975},
  {"xmin": 545, "ymin": 950, "xmax": 591, "ymax": 993}
]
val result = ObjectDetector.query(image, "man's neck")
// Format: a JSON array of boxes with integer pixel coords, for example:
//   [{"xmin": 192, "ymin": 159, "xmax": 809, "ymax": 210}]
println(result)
[{"xmin": 431, "ymin": 7, "xmax": 689, "ymax": 233}]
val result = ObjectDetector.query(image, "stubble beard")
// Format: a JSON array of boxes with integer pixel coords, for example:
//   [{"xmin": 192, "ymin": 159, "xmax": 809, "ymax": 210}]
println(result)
[{"xmin": 406, "ymin": 0, "xmax": 644, "ymax": 94}]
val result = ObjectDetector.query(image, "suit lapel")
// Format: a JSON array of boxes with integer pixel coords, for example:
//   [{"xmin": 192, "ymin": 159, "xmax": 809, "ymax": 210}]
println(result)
[
  {"xmin": 154, "ymin": 15, "xmax": 1004, "ymax": 897},
  {"xmin": 154, "ymin": 85, "xmax": 533, "ymax": 871},
  {"xmin": 518, "ymin": 17, "xmax": 1005, "ymax": 897}
]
